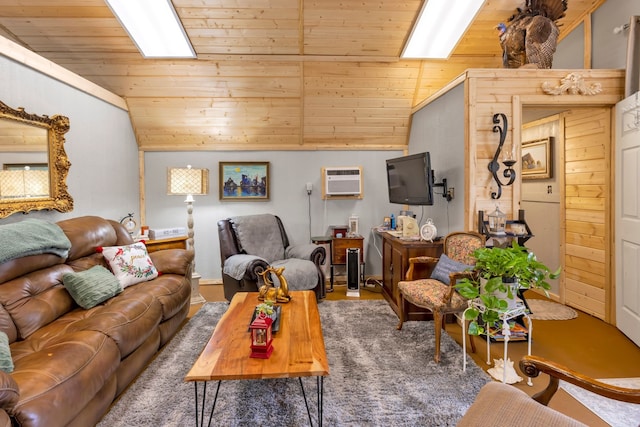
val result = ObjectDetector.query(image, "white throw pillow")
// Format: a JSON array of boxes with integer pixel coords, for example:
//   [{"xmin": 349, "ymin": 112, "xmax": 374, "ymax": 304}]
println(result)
[{"xmin": 99, "ymin": 242, "xmax": 158, "ymax": 288}]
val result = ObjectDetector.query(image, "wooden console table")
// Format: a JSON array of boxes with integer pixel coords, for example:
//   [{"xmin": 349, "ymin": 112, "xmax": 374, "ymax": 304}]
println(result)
[
  {"xmin": 144, "ymin": 236, "xmax": 187, "ymax": 253},
  {"xmin": 380, "ymin": 232, "xmax": 443, "ymax": 321}
]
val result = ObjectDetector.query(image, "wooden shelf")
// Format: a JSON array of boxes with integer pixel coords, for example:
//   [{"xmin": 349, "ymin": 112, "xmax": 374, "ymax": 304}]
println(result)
[{"xmin": 478, "ymin": 209, "xmax": 533, "ymax": 247}]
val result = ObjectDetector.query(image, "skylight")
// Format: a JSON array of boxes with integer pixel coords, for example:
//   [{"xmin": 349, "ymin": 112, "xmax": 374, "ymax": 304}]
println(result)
[
  {"xmin": 402, "ymin": 0, "xmax": 485, "ymax": 59},
  {"xmin": 105, "ymin": 0, "xmax": 196, "ymax": 58}
]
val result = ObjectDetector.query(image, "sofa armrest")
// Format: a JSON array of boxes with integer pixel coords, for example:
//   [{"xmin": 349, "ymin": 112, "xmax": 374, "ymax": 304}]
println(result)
[
  {"xmin": 405, "ymin": 256, "xmax": 439, "ymax": 280},
  {"xmin": 0, "ymin": 371, "xmax": 19, "ymax": 413},
  {"xmin": 223, "ymin": 254, "xmax": 269, "ymax": 281},
  {"xmin": 149, "ymin": 249, "xmax": 194, "ymax": 276},
  {"xmin": 285, "ymin": 243, "xmax": 326, "ymax": 267},
  {"xmin": 520, "ymin": 355, "xmax": 640, "ymax": 406}
]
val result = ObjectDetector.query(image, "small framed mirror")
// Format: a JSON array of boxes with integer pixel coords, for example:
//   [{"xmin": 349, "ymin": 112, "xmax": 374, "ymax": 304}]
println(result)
[{"xmin": 0, "ymin": 101, "xmax": 73, "ymax": 218}]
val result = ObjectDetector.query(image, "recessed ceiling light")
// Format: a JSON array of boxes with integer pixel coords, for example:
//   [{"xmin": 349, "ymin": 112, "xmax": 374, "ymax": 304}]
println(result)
[
  {"xmin": 105, "ymin": 0, "xmax": 196, "ymax": 58},
  {"xmin": 402, "ymin": 0, "xmax": 485, "ymax": 59}
]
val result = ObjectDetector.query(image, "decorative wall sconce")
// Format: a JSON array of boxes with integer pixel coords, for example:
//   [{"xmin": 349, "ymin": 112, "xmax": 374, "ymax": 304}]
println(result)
[{"xmin": 488, "ymin": 113, "xmax": 516, "ymax": 199}]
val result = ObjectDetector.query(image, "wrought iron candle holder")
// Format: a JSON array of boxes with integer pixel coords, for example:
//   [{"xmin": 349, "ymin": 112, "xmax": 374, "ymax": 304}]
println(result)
[{"xmin": 488, "ymin": 113, "xmax": 516, "ymax": 199}]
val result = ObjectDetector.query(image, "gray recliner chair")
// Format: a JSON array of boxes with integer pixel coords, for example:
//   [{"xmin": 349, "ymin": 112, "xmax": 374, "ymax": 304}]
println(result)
[{"xmin": 217, "ymin": 214, "xmax": 326, "ymax": 301}]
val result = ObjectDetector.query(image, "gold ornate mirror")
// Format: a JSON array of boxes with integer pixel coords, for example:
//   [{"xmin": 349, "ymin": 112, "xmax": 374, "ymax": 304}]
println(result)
[{"xmin": 0, "ymin": 101, "xmax": 73, "ymax": 218}]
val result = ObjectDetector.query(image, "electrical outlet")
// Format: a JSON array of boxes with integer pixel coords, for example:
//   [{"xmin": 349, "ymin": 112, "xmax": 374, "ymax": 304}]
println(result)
[
  {"xmin": 447, "ymin": 188, "xmax": 454, "ymax": 201},
  {"xmin": 306, "ymin": 182, "xmax": 313, "ymax": 195}
]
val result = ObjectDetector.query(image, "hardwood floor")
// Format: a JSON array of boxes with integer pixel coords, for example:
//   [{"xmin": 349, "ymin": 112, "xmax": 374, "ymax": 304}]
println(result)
[{"xmin": 192, "ymin": 282, "xmax": 640, "ymax": 425}]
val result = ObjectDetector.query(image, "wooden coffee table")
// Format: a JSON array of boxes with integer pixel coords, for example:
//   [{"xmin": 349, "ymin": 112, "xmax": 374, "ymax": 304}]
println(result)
[{"xmin": 185, "ymin": 290, "xmax": 329, "ymax": 427}]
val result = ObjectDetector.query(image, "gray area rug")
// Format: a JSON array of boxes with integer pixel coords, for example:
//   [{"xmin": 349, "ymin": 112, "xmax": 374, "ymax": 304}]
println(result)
[
  {"xmin": 98, "ymin": 300, "xmax": 490, "ymax": 426},
  {"xmin": 561, "ymin": 378, "xmax": 640, "ymax": 427}
]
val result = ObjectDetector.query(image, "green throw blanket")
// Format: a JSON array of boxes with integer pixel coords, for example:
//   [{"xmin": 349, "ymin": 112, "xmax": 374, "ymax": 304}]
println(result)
[{"xmin": 0, "ymin": 218, "xmax": 71, "ymax": 263}]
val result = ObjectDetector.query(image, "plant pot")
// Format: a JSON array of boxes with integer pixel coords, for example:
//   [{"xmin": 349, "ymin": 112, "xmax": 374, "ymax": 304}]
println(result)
[{"xmin": 480, "ymin": 277, "xmax": 519, "ymax": 311}]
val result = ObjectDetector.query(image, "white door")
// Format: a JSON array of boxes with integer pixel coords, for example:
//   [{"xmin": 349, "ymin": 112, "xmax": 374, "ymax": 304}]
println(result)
[{"xmin": 616, "ymin": 92, "xmax": 640, "ymax": 346}]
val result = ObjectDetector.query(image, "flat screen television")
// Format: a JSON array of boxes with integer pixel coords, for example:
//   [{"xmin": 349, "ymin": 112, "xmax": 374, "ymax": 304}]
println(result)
[{"xmin": 386, "ymin": 152, "xmax": 434, "ymax": 205}]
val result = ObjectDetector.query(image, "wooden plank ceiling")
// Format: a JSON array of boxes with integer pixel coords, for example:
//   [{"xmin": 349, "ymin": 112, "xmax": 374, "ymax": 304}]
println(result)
[{"xmin": 0, "ymin": 0, "xmax": 603, "ymax": 151}]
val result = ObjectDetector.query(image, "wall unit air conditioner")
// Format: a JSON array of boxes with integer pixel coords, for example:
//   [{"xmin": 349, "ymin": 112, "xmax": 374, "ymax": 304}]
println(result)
[{"xmin": 322, "ymin": 166, "xmax": 363, "ymax": 197}]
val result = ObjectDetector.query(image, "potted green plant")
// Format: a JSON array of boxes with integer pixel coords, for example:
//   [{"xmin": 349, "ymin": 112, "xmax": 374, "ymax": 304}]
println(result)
[
  {"xmin": 455, "ymin": 241, "xmax": 561, "ymax": 336},
  {"xmin": 255, "ymin": 301, "xmax": 278, "ymax": 321}
]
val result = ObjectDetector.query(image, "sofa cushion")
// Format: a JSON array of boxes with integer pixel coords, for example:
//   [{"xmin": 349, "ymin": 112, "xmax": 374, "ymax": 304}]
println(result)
[
  {"xmin": 0, "ymin": 254, "xmax": 66, "ymax": 286},
  {"xmin": 62, "ymin": 265, "xmax": 122, "ymax": 309},
  {"xmin": 100, "ymin": 243, "xmax": 158, "ymax": 288},
  {"xmin": 0, "ymin": 333, "xmax": 12, "ymax": 373},
  {"xmin": 57, "ymin": 216, "xmax": 118, "ymax": 261},
  {"xmin": 0, "ymin": 264, "xmax": 75, "ymax": 340},
  {"xmin": 26, "ymin": 292, "xmax": 162, "ymax": 360},
  {"xmin": 9, "ymin": 330, "xmax": 120, "ymax": 427},
  {"xmin": 122, "ymin": 273, "xmax": 191, "ymax": 322}
]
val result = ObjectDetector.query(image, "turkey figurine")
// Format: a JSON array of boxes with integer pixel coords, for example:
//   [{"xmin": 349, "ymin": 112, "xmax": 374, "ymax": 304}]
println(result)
[{"xmin": 498, "ymin": 0, "xmax": 568, "ymax": 69}]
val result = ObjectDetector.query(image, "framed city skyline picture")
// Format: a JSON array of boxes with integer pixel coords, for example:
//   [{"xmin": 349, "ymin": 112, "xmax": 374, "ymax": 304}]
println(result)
[{"xmin": 219, "ymin": 162, "xmax": 270, "ymax": 201}]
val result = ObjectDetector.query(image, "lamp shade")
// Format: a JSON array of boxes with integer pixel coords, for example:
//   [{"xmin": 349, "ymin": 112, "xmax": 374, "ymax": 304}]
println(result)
[
  {"xmin": 0, "ymin": 169, "xmax": 49, "ymax": 198},
  {"xmin": 167, "ymin": 166, "xmax": 209, "ymax": 196}
]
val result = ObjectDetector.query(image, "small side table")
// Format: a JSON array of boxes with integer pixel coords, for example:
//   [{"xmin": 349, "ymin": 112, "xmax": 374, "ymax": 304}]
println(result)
[
  {"xmin": 311, "ymin": 236, "xmax": 332, "ymax": 289},
  {"xmin": 143, "ymin": 236, "xmax": 187, "ymax": 252},
  {"xmin": 462, "ymin": 298, "xmax": 533, "ymax": 386},
  {"xmin": 330, "ymin": 236, "xmax": 365, "ymax": 291}
]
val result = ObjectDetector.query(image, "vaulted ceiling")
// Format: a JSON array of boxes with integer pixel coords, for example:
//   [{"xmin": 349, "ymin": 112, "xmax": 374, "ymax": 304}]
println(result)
[{"xmin": 0, "ymin": 0, "xmax": 604, "ymax": 151}]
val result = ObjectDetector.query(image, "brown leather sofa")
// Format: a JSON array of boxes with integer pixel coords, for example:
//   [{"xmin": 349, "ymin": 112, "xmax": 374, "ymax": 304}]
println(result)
[{"xmin": 0, "ymin": 216, "xmax": 193, "ymax": 427}]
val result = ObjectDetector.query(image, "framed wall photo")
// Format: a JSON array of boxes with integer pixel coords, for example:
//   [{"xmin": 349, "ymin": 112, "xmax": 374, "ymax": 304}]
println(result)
[
  {"xmin": 521, "ymin": 137, "xmax": 553, "ymax": 180},
  {"xmin": 219, "ymin": 162, "xmax": 270, "ymax": 201}
]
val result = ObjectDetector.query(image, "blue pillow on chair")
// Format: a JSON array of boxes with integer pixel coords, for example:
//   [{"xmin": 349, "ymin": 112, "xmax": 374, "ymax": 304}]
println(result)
[{"xmin": 430, "ymin": 254, "xmax": 473, "ymax": 284}]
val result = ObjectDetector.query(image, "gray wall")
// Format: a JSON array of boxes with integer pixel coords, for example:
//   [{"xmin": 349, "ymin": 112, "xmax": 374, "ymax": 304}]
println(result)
[
  {"xmin": 143, "ymin": 150, "xmax": 403, "ymax": 280},
  {"xmin": 407, "ymin": 82, "xmax": 466, "ymax": 234},
  {"xmin": 0, "ymin": 55, "xmax": 140, "ymax": 225},
  {"xmin": 555, "ymin": 0, "xmax": 640, "ymax": 69}
]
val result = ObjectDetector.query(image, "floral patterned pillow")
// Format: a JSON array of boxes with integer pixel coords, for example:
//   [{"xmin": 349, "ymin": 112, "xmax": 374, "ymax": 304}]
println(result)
[{"xmin": 98, "ymin": 242, "xmax": 158, "ymax": 288}]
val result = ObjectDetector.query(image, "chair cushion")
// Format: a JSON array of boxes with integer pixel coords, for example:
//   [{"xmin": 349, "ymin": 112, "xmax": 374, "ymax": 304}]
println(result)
[
  {"xmin": 457, "ymin": 381, "xmax": 587, "ymax": 427},
  {"xmin": 398, "ymin": 279, "xmax": 467, "ymax": 311},
  {"xmin": 271, "ymin": 259, "xmax": 318, "ymax": 290},
  {"xmin": 430, "ymin": 254, "xmax": 472, "ymax": 284},
  {"xmin": 230, "ymin": 214, "xmax": 286, "ymax": 263}
]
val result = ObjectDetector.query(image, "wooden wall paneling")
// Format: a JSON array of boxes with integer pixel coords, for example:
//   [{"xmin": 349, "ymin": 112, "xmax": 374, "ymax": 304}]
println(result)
[
  {"xmin": 302, "ymin": 0, "xmax": 421, "ymax": 57},
  {"xmin": 0, "ymin": 0, "xmax": 608, "ymax": 154},
  {"xmin": 459, "ymin": 69, "xmax": 624, "ymax": 233},
  {"xmin": 565, "ymin": 277, "xmax": 606, "ymax": 315},
  {"xmin": 563, "ymin": 108, "xmax": 611, "ymax": 320},
  {"xmin": 413, "ymin": 69, "xmax": 624, "ymax": 322},
  {"xmin": 302, "ymin": 61, "xmax": 417, "ymax": 148}
]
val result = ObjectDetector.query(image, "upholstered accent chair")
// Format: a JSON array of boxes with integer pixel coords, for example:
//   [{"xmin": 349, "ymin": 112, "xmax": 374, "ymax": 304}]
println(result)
[
  {"xmin": 396, "ymin": 231, "xmax": 485, "ymax": 363},
  {"xmin": 217, "ymin": 214, "xmax": 326, "ymax": 301},
  {"xmin": 459, "ymin": 355, "xmax": 640, "ymax": 426}
]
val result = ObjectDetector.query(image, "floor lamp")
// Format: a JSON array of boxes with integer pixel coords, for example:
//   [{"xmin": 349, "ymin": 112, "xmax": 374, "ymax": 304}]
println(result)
[{"xmin": 168, "ymin": 165, "xmax": 208, "ymax": 305}]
